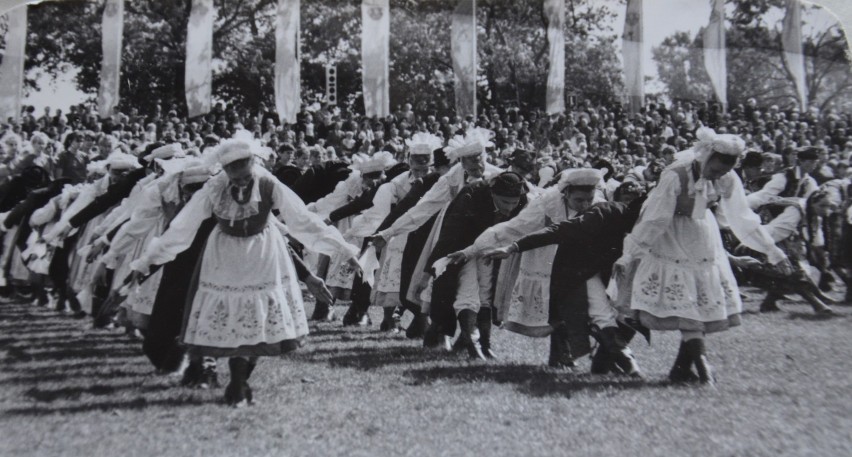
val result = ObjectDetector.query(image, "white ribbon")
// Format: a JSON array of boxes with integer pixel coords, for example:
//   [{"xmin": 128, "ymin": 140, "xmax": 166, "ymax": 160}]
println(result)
[
  {"xmin": 431, "ymin": 256, "xmax": 452, "ymax": 279},
  {"xmin": 358, "ymin": 245, "xmax": 380, "ymax": 287}
]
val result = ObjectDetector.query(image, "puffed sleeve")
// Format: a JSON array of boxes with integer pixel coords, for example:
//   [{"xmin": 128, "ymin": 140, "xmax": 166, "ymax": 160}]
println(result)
[
  {"xmin": 102, "ymin": 188, "xmax": 163, "ymax": 268},
  {"xmin": 461, "ymin": 188, "xmax": 556, "ymax": 258},
  {"xmin": 347, "ymin": 181, "xmax": 395, "ymax": 238},
  {"xmin": 271, "ymin": 177, "xmax": 359, "ymax": 260},
  {"xmin": 378, "ymin": 166, "xmax": 457, "ymax": 239},
  {"xmin": 746, "ymin": 172, "xmax": 785, "ymax": 210},
  {"xmin": 130, "ymin": 185, "xmax": 213, "ymax": 275},
  {"xmin": 30, "ymin": 195, "xmax": 60, "ymax": 227},
  {"xmin": 621, "ymin": 168, "xmax": 680, "ymax": 261},
  {"xmin": 718, "ymin": 174, "xmax": 786, "ymax": 264}
]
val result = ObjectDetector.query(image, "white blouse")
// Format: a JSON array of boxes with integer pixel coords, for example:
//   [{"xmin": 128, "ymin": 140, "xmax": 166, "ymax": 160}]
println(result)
[
  {"xmin": 347, "ymin": 171, "xmax": 414, "ymax": 238},
  {"xmin": 623, "ymin": 165, "xmax": 786, "ymax": 265},
  {"xmin": 132, "ymin": 167, "xmax": 358, "ymax": 274},
  {"xmin": 377, "ymin": 161, "xmax": 503, "ymax": 240}
]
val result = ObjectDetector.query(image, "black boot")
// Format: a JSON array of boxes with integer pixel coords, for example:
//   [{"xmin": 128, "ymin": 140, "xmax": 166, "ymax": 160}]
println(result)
[
  {"xmin": 244, "ymin": 358, "xmax": 257, "ymax": 405},
  {"xmin": 180, "ymin": 357, "xmax": 204, "ymax": 387},
  {"xmin": 684, "ymin": 339, "xmax": 715, "ymax": 386},
  {"xmin": 405, "ymin": 312, "xmax": 428, "ymax": 339},
  {"xmin": 801, "ymin": 290, "xmax": 834, "ymax": 315},
  {"xmin": 818, "ymin": 272, "xmax": 833, "ymax": 292},
  {"xmin": 423, "ymin": 321, "xmax": 453, "ymax": 351},
  {"xmin": 592, "ymin": 326, "xmax": 642, "ymax": 378},
  {"xmin": 668, "ymin": 340, "xmax": 700, "ymax": 383},
  {"xmin": 759, "ymin": 292, "xmax": 782, "ymax": 312},
  {"xmin": 342, "ymin": 302, "xmax": 371, "ymax": 327},
  {"xmin": 590, "ymin": 347, "xmax": 614, "ymax": 374},
  {"xmin": 477, "ymin": 308, "xmax": 496, "ymax": 359},
  {"xmin": 457, "ymin": 309, "xmax": 486, "ymax": 361},
  {"xmin": 547, "ymin": 325, "xmax": 575, "ymax": 369},
  {"xmin": 225, "ymin": 357, "xmax": 250, "ymax": 407},
  {"xmin": 379, "ymin": 307, "xmax": 400, "ymax": 332},
  {"xmin": 310, "ymin": 300, "xmax": 335, "ymax": 322}
]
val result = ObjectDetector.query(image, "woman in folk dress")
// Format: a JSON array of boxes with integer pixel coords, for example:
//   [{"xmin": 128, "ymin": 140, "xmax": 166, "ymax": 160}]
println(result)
[
  {"xmin": 131, "ymin": 138, "xmax": 359, "ymax": 407},
  {"xmin": 613, "ymin": 128, "xmax": 793, "ymax": 386}
]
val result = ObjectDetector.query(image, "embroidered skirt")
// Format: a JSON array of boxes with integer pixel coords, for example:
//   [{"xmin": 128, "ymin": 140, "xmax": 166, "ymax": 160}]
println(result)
[
  {"xmin": 182, "ymin": 224, "xmax": 308, "ymax": 357},
  {"xmin": 626, "ymin": 214, "xmax": 742, "ymax": 333}
]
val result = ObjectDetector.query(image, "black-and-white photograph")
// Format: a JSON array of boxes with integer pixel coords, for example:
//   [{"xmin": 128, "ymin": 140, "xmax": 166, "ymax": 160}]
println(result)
[{"xmin": 0, "ymin": 0, "xmax": 850, "ymax": 455}]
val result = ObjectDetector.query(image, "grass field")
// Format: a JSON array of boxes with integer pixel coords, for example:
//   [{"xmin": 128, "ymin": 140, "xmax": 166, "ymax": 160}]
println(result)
[{"xmin": 1, "ymin": 289, "xmax": 851, "ymax": 457}]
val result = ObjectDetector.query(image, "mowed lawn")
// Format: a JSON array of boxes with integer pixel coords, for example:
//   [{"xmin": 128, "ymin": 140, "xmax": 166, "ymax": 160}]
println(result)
[{"xmin": 1, "ymin": 289, "xmax": 851, "ymax": 457}]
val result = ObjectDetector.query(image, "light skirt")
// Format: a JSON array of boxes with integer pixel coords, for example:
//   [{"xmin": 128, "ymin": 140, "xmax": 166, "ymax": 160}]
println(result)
[
  {"xmin": 183, "ymin": 224, "xmax": 308, "ymax": 357},
  {"xmin": 627, "ymin": 214, "xmax": 741, "ymax": 333},
  {"xmin": 374, "ymin": 234, "xmax": 406, "ymax": 293},
  {"xmin": 501, "ymin": 245, "xmax": 558, "ymax": 337}
]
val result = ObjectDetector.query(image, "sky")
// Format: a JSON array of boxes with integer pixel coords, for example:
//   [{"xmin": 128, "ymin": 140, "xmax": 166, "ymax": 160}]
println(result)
[{"xmin": 19, "ymin": 0, "xmax": 851, "ymax": 112}]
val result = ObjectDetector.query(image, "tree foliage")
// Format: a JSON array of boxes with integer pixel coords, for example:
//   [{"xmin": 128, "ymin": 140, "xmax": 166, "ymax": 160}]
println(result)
[
  {"xmin": 20, "ymin": 0, "xmax": 626, "ymax": 117},
  {"xmin": 652, "ymin": 0, "xmax": 852, "ymax": 112}
]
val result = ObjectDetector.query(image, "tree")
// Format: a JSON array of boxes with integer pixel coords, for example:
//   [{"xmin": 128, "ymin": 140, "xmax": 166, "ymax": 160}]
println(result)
[
  {"xmin": 652, "ymin": 0, "xmax": 852, "ymax": 112},
  {"xmin": 21, "ymin": 0, "xmax": 627, "ymax": 117}
]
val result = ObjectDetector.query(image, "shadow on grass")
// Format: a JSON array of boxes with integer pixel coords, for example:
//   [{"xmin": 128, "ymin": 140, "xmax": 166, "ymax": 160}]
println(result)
[
  {"xmin": 4, "ymin": 395, "xmax": 208, "ymax": 416},
  {"xmin": 317, "ymin": 345, "xmax": 459, "ymax": 369},
  {"xmin": 0, "ymin": 368, "xmax": 147, "ymax": 385},
  {"xmin": 404, "ymin": 364, "xmax": 665, "ymax": 398},
  {"xmin": 23, "ymin": 383, "xmax": 174, "ymax": 403},
  {"xmin": 786, "ymin": 311, "xmax": 841, "ymax": 321}
]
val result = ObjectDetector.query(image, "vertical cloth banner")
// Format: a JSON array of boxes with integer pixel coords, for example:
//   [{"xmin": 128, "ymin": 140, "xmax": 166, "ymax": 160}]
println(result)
[
  {"xmin": 276, "ymin": 0, "xmax": 300, "ymax": 124},
  {"xmin": 361, "ymin": 0, "xmax": 390, "ymax": 118},
  {"xmin": 0, "ymin": 5, "xmax": 27, "ymax": 122},
  {"xmin": 185, "ymin": 0, "xmax": 214, "ymax": 118},
  {"xmin": 782, "ymin": 0, "xmax": 808, "ymax": 111},
  {"xmin": 0, "ymin": 0, "xmax": 41, "ymax": 16},
  {"xmin": 703, "ymin": 0, "xmax": 726, "ymax": 108},
  {"xmin": 621, "ymin": 0, "xmax": 643, "ymax": 113},
  {"xmin": 98, "ymin": 0, "xmax": 124, "ymax": 119},
  {"xmin": 544, "ymin": 0, "xmax": 565, "ymax": 114},
  {"xmin": 452, "ymin": 0, "xmax": 476, "ymax": 118}
]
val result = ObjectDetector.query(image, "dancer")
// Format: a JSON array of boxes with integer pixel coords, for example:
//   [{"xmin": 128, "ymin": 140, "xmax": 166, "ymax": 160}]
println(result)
[
  {"xmin": 611, "ymin": 128, "xmax": 793, "ymax": 386},
  {"xmin": 130, "ymin": 137, "xmax": 359, "ymax": 407}
]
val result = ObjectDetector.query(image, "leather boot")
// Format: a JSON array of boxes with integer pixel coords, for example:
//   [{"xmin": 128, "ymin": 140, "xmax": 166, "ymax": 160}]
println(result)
[
  {"xmin": 310, "ymin": 300, "xmax": 335, "ymax": 322},
  {"xmin": 668, "ymin": 340, "xmax": 699, "ymax": 383},
  {"xmin": 342, "ymin": 302, "xmax": 371, "ymax": 327},
  {"xmin": 225, "ymin": 357, "xmax": 250, "ymax": 407},
  {"xmin": 759, "ymin": 292, "xmax": 782, "ymax": 312},
  {"xmin": 590, "ymin": 347, "xmax": 614, "ymax": 374},
  {"xmin": 180, "ymin": 357, "xmax": 204, "ymax": 387},
  {"xmin": 477, "ymin": 308, "xmax": 496, "ymax": 359},
  {"xmin": 405, "ymin": 312, "xmax": 428, "ymax": 339},
  {"xmin": 801, "ymin": 288, "xmax": 835, "ymax": 315},
  {"xmin": 244, "ymin": 358, "xmax": 257, "ymax": 404},
  {"xmin": 379, "ymin": 307, "xmax": 400, "ymax": 332},
  {"xmin": 818, "ymin": 273, "xmax": 833, "ymax": 292},
  {"xmin": 593, "ymin": 326, "xmax": 642, "ymax": 378},
  {"xmin": 684, "ymin": 339, "xmax": 715, "ymax": 386},
  {"xmin": 457, "ymin": 309, "xmax": 486, "ymax": 361},
  {"xmin": 547, "ymin": 325, "xmax": 575, "ymax": 369}
]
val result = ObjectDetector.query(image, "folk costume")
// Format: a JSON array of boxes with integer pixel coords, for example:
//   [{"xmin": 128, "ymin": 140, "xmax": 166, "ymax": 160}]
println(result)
[
  {"xmin": 426, "ymin": 173, "xmax": 528, "ymax": 359},
  {"xmin": 375, "ymin": 129, "xmax": 503, "ymax": 314},
  {"xmin": 346, "ymin": 133, "xmax": 440, "ymax": 329},
  {"xmin": 509, "ymin": 198, "xmax": 646, "ymax": 375},
  {"xmin": 131, "ymin": 137, "xmax": 358, "ymax": 406},
  {"xmin": 460, "ymin": 168, "xmax": 605, "ymax": 337},
  {"xmin": 612, "ymin": 128, "xmax": 788, "ymax": 385}
]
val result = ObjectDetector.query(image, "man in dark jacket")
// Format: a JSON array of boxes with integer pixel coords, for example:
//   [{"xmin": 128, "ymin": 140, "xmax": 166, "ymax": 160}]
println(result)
[
  {"xmin": 483, "ymin": 191, "xmax": 646, "ymax": 377},
  {"xmin": 426, "ymin": 172, "xmax": 528, "ymax": 360}
]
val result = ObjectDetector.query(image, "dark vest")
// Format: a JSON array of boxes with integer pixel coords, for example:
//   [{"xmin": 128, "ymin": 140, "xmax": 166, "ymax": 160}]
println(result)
[{"xmin": 215, "ymin": 178, "xmax": 274, "ymax": 237}]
